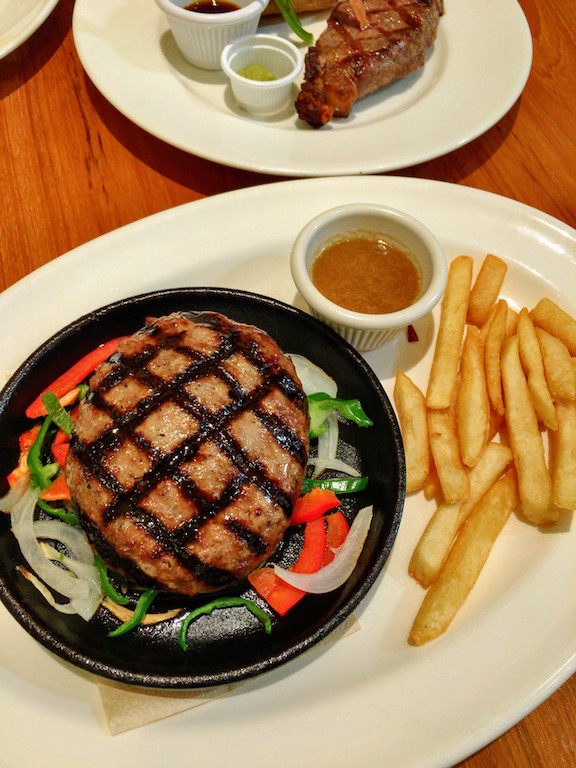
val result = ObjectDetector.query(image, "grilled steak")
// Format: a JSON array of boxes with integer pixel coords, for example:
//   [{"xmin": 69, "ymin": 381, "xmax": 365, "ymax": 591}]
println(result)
[
  {"xmin": 296, "ymin": 0, "xmax": 444, "ymax": 128},
  {"xmin": 66, "ymin": 311, "xmax": 309, "ymax": 597}
]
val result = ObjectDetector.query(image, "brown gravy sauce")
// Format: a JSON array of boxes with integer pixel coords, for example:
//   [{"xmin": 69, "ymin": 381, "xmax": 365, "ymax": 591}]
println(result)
[{"xmin": 311, "ymin": 233, "xmax": 422, "ymax": 314}]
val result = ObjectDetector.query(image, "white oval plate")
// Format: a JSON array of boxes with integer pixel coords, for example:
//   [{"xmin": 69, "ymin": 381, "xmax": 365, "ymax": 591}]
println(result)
[
  {"xmin": 71, "ymin": 0, "xmax": 532, "ymax": 176},
  {"xmin": 1, "ymin": 176, "xmax": 575, "ymax": 768},
  {"xmin": 0, "ymin": 0, "xmax": 58, "ymax": 59}
]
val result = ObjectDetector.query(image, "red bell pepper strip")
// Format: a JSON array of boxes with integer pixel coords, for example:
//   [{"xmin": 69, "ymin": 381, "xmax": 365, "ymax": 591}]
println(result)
[
  {"xmin": 248, "ymin": 516, "xmax": 327, "ymax": 616},
  {"xmin": 6, "ymin": 425, "xmax": 41, "ymax": 487},
  {"xmin": 39, "ymin": 472, "xmax": 71, "ymax": 501},
  {"xmin": 51, "ymin": 442, "xmax": 70, "ymax": 468},
  {"xmin": 322, "ymin": 511, "xmax": 350, "ymax": 566},
  {"xmin": 53, "ymin": 428, "xmax": 70, "ymax": 446},
  {"xmin": 25, "ymin": 337, "xmax": 124, "ymax": 419},
  {"xmin": 290, "ymin": 486, "xmax": 341, "ymax": 525}
]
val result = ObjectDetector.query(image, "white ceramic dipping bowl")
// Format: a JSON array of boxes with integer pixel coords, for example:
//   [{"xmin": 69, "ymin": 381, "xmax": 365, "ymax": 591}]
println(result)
[
  {"xmin": 221, "ymin": 33, "xmax": 304, "ymax": 115},
  {"xmin": 156, "ymin": 0, "xmax": 269, "ymax": 70},
  {"xmin": 290, "ymin": 204, "xmax": 448, "ymax": 352}
]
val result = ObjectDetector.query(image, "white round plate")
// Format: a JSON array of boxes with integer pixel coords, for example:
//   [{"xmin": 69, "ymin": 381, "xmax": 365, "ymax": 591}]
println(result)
[
  {"xmin": 71, "ymin": 0, "xmax": 532, "ymax": 176},
  {"xmin": 1, "ymin": 176, "xmax": 575, "ymax": 768},
  {"xmin": 0, "ymin": 0, "xmax": 58, "ymax": 59}
]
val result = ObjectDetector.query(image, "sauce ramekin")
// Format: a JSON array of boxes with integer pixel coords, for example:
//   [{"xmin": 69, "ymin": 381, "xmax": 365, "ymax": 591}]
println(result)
[
  {"xmin": 156, "ymin": 0, "xmax": 269, "ymax": 70},
  {"xmin": 290, "ymin": 204, "xmax": 448, "ymax": 352},
  {"xmin": 221, "ymin": 34, "xmax": 304, "ymax": 115}
]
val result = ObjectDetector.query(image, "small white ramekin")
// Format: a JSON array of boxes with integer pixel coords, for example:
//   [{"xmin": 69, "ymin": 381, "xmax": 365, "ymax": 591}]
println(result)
[
  {"xmin": 290, "ymin": 204, "xmax": 448, "ymax": 352},
  {"xmin": 221, "ymin": 33, "xmax": 304, "ymax": 115},
  {"xmin": 156, "ymin": 0, "xmax": 269, "ymax": 70}
]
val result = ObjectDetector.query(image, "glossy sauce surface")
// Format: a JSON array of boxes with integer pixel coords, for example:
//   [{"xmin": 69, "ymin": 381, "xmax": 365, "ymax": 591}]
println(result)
[
  {"xmin": 184, "ymin": 0, "xmax": 240, "ymax": 12},
  {"xmin": 311, "ymin": 234, "xmax": 422, "ymax": 314}
]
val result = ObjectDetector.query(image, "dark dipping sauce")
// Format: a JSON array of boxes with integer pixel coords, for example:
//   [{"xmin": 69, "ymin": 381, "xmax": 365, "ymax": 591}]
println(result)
[
  {"xmin": 184, "ymin": 0, "xmax": 240, "ymax": 11},
  {"xmin": 311, "ymin": 233, "xmax": 422, "ymax": 314}
]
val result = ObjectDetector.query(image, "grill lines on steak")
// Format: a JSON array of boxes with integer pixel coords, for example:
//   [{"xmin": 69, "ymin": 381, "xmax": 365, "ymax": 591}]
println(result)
[
  {"xmin": 70, "ymin": 313, "xmax": 308, "ymax": 591},
  {"xmin": 296, "ymin": 0, "xmax": 444, "ymax": 128}
]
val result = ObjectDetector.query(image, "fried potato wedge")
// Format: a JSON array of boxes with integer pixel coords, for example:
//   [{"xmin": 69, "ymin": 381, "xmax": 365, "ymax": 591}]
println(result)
[
  {"xmin": 456, "ymin": 325, "xmax": 490, "ymax": 467},
  {"xmin": 409, "ymin": 470, "xmax": 518, "ymax": 646},
  {"xmin": 551, "ymin": 400, "xmax": 576, "ymax": 510},
  {"xmin": 501, "ymin": 335, "xmax": 556, "ymax": 524},
  {"xmin": 426, "ymin": 255, "xmax": 473, "ymax": 410},
  {"xmin": 535, "ymin": 327, "xmax": 576, "ymax": 402},
  {"xmin": 408, "ymin": 441, "xmax": 513, "ymax": 588},
  {"xmin": 517, "ymin": 308, "xmax": 557, "ymax": 429},
  {"xmin": 530, "ymin": 297, "xmax": 576, "ymax": 356},
  {"xmin": 394, "ymin": 371, "xmax": 429, "ymax": 495},
  {"xmin": 428, "ymin": 405, "xmax": 470, "ymax": 504},
  {"xmin": 467, "ymin": 253, "xmax": 508, "ymax": 328}
]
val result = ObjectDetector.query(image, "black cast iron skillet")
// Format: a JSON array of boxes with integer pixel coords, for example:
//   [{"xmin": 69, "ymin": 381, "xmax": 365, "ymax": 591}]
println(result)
[{"xmin": 0, "ymin": 288, "xmax": 405, "ymax": 689}]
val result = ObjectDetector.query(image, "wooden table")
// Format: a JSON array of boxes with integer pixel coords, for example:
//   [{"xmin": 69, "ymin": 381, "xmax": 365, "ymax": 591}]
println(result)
[{"xmin": 1, "ymin": 0, "xmax": 574, "ymax": 765}]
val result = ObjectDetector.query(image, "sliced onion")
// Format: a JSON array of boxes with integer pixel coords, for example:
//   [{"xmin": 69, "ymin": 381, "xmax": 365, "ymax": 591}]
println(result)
[
  {"xmin": 272, "ymin": 505, "xmax": 373, "ymax": 593},
  {"xmin": 102, "ymin": 597, "xmax": 181, "ymax": 625},
  {"xmin": 0, "ymin": 473, "xmax": 30, "ymax": 513},
  {"xmin": 311, "ymin": 412, "xmax": 339, "ymax": 477},
  {"xmin": 307, "ymin": 457, "xmax": 361, "ymax": 477},
  {"xmin": 289, "ymin": 354, "xmax": 338, "ymax": 398},
  {"xmin": 288, "ymin": 354, "xmax": 341, "ymax": 477},
  {"xmin": 11, "ymin": 486, "xmax": 89, "ymax": 599},
  {"xmin": 34, "ymin": 519, "xmax": 95, "ymax": 564},
  {"xmin": 9, "ymin": 483, "xmax": 103, "ymax": 620},
  {"xmin": 39, "ymin": 539, "xmax": 103, "ymax": 620},
  {"xmin": 17, "ymin": 566, "xmax": 78, "ymax": 615}
]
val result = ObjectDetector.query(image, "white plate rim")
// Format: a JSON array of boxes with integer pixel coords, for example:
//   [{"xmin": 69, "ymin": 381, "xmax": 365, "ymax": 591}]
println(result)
[
  {"xmin": 0, "ymin": 0, "xmax": 58, "ymax": 59},
  {"xmin": 70, "ymin": 0, "xmax": 533, "ymax": 176},
  {"xmin": 0, "ymin": 175, "xmax": 575, "ymax": 768}
]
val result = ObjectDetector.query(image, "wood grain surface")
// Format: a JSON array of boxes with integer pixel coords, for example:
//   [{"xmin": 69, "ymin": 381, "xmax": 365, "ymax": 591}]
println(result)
[{"xmin": 1, "ymin": 0, "xmax": 575, "ymax": 765}]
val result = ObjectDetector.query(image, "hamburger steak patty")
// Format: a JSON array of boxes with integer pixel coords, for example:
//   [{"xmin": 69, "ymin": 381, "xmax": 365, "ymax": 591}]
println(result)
[{"xmin": 65, "ymin": 311, "xmax": 310, "ymax": 597}]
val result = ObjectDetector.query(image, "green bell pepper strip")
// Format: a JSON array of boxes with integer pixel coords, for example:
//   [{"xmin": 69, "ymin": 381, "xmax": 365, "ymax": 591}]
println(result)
[
  {"xmin": 37, "ymin": 498, "xmax": 79, "ymax": 526},
  {"xmin": 26, "ymin": 415, "xmax": 59, "ymax": 490},
  {"xmin": 274, "ymin": 0, "xmax": 313, "ymax": 44},
  {"xmin": 94, "ymin": 555, "xmax": 130, "ymax": 606},
  {"xmin": 108, "ymin": 588, "xmax": 158, "ymax": 637},
  {"xmin": 41, "ymin": 391, "xmax": 74, "ymax": 437},
  {"xmin": 301, "ymin": 475, "xmax": 369, "ymax": 495},
  {"xmin": 307, "ymin": 392, "xmax": 374, "ymax": 439},
  {"xmin": 179, "ymin": 596, "xmax": 272, "ymax": 651}
]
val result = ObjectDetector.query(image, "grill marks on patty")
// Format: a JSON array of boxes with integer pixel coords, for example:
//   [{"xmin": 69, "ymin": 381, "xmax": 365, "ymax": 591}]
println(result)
[{"xmin": 66, "ymin": 311, "xmax": 310, "ymax": 596}]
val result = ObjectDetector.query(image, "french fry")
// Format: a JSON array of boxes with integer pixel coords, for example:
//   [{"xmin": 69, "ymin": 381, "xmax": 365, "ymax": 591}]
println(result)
[
  {"xmin": 456, "ymin": 325, "xmax": 490, "ymax": 466},
  {"xmin": 506, "ymin": 306, "xmax": 519, "ymax": 338},
  {"xmin": 426, "ymin": 255, "xmax": 474, "ymax": 410},
  {"xmin": 408, "ymin": 470, "xmax": 518, "ymax": 646},
  {"xmin": 551, "ymin": 400, "xmax": 576, "ymax": 510},
  {"xmin": 484, "ymin": 299, "xmax": 508, "ymax": 416},
  {"xmin": 501, "ymin": 335, "xmax": 556, "ymax": 524},
  {"xmin": 394, "ymin": 371, "xmax": 429, "ymax": 495},
  {"xmin": 479, "ymin": 302, "xmax": 496, "ymax": 344},
  {"xmin": 535, "ymin": 327, "xmax": 576, "ymax": 401},
  {"xmin": 517, "ymin": 308, "xmax": 557, "ymax": 429},
  {"xmin": 467, "ymin": 253, "xmax": 508, "ymax": 327},
  {"xmin": 423, "ymin": 462, "xmax": 441, "ymax": 502},
  {"xmin": 427, "ymin": 406, "xmax": 470, "ymax": 504},
  {"xmin": 530, "ymin": 297, "xmax": 576, "ymax": 356},
  {"xmin": 408, "ymin": 441, "xmax": 513, "ymax": 588},
  {"xmin": 405, "ymin": 253, "xmax": 575, "ymax": 645}
]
